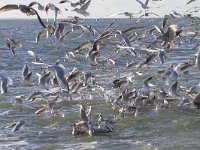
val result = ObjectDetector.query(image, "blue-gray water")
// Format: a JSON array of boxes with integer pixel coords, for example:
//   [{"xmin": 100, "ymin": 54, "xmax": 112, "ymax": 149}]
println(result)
[{"xmin": 0, "ymin": 18, "xmax": 200, "ymax": 150}]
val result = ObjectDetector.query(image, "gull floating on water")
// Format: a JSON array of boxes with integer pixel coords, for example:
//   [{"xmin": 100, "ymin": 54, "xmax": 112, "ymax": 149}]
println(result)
[{"xmin": 87, "ymin": 121, "xmax": 112, "ymax": 136}]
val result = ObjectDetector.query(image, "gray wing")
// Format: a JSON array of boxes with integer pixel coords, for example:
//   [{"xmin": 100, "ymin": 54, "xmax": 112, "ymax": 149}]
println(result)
[
  {"xmin": 145, "ymin": 0, "xmax": 150, "ymax": 6},
  {"xmin": 22, "ymin": 64, "xmax": 29, "ymax": 79},
  {"xmin": 28, "ymin": 1, "xmax": 44, "ymax": 10},
  {"xmin": 136, "ymin": 0, "xmax": 143, "ymax": 5},
  {"xmin": 59, "ymin": 0, "xmax": 68, "ymax": 4},
  {"xmin": 12, "ymin": 120, "xmax": 26, "ymax": 132},
  {"xmin": 80, "ymin": 0, "xmax": 91, "ymax": 11},
  {"xmin": 30, "ymin": 7, "xmax": 46, "ymax": 28},
  {"xmin": 28, "ymin": 1, "xmax": 39, "ymax": 7},
  {"xmin": 0, "ymin": 4, "xmax": 19, "ymax": 12}
]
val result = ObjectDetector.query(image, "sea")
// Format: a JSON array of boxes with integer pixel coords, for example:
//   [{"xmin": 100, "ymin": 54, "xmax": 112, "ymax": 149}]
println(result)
[{"xmin": 0, "ymin": 18, "xmax": 200, "ymax": 150}]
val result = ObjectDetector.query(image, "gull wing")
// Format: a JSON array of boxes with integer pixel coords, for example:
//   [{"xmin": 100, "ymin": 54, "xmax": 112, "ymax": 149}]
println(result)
[
  {"xmin": 28, "ymin": 1, "xmax": 44, "ymax": 10},
  {"xmin": 186, "ymin": 0, "xmax": 196, "ymax": 5},
  {"xmin": 59, "ymin": 0, "xmax": 68, "ymax": 4},
  {"xmin": 162, "ymin": 15, "xmax": 171, "ymax": 29},
  {"xmin": 104, "ymin": 19, "xmax": 116, "ymax": 30},
  {"xmin": 35, "ymin": 29, "xmax": 47, "ymax": 43},
  {"xmin": 165, "ymin": 24, "xmax": 177, "ymax": 39},
  {"xmin": 0, "ymin": 4, "xmax": 19, "ymax": 12},
  {"xmin": 154, "ymin": 25, "xmax": 164, "ymax": 34},
  {"xmin": 80, "ymin": 0, "xmax": 91, "ymax": 11},
  {"xmin": 30, "ymin": 8, "xmax": 46, "ymax": 28},
  {"xmin": 136, "ymin": 0, "xmax": 143, "ymax": 6},
  {"xmin": 145, "ymin": 0, "xmax": 150, "ymax": 6}
]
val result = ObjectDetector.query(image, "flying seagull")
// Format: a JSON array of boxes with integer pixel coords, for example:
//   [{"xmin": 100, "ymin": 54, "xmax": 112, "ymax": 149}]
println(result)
[
  {"xmin": 136, "ymin": 0, "xmax": 150, "ymax": 9},
  {"xmin": 72, "ymin": 0, "xmax": 91, "ymax": 16},
  {"xmin": 0, "ymin": 4, "xmax": 46, "ymax": 28}
]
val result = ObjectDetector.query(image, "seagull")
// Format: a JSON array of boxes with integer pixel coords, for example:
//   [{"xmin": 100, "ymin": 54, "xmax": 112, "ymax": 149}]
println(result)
[
  {"xmin": 55, "ymin": 30, "xmax": 72, "ymax": 50},
  {"xmin": 13, "ymin": 95, "xmax": 24, "ymax": 112},
  {"xmin": 0, "ymin": 4, "xmax": 46, "ymax": 28},
  {"xmin": 48, "ymin": 64, "xmax": 69, "ymax": 92},
  {"xmin": 0, "ymin": 74, "xmax": 13, "ymax": 94},
  {"xmin": 71, "ymin": 24, "xmax": 95, "ymax": 37},
  {"xmin": 72, "ymin": 0, "xmax": 91, "ymax": 16},
  {"xmin": 66, "ymin": 67, "xmax": 81, "ymax": 81},
  {"xmin": 44, "ymin": 2, "xmax": 61, "ymax": 22},
  {"xmin": 27, "ymin": 91, "xmax": 45, "ymax": 102},
  {"xmin": 107, "ymin": 11, "xmax": 142, "ymax": 19},
  {"xmin": 141, "ymin": 76, "xmax": 153, "ymax": 96},
  {"xmin": 46, "ymin": 96, "xmax": 59, "ymax": 114},
  {"xmin": 58, "ymin": 16, "xmax": 83, "ymax": 29},
  {"xmin": 22, "ymin": 64, "xmax": 32, "ymax": 82},
  {"xmin": 97, "ymin": 113, "xmax": 114, "ymax": 131},
  {"xmin": 71, "ymin": 80, "xmax": 87, "ymax": 95},
  {"xmin": 71, "ymin": 120, "xmax": 89, "ymax": 135},
  {"xmin": 168, "ymin": 80, "xmax": 180, "ymax": 98},
  {"xmin": 27, "ymin": 50, "xmax": 45, "ymax": 65},
  {"xmin": 136, "ymin": 0, "xmax": 150, "ymax": 9},
  {"xmin": 5, "ymin": 38, "xmax": 21, "ymax": 56},
  {"xmin": 140, "ymin": 48, "xmax": 167, "ymax": 64},
  {"xmin": 60, "ymin": 0, "xmax": 87, "ymax": 7},
  {"xmin": 155, "ymin": 24, "xmax": 181, "ymax": 48},
  {"xmin": 115, "ymin": 30, "xmax": 138, "ymax": 57},
  {"xmin": 35, "ymin": 25, "xmax": 55, "ymax": 43},
  {"xmin": 73, "ymin": 40, "xmax": 94, "ymax": 54},
  {"xmin": 0, "ymin": 4, "xmax": 35, "ymax": 15},
  {"xmin": 87, "ymin": 121, "xmax": 112, "ymax": 136},
  {"xmin": 36, "ymin": 70, "xmax": 50, "ymax": 87},
  {"xmin": 79, "ymin": 105, "xmax": 90, "ymax": 122},
  {"xmin": 138, "ymin": 12, "xmax": 159, "ymax": 20},
  {"xmin": 11, "ymin": 120, "xmax": 29, "ymax": 132},
  {"xmin": 82, "ymin": 71, "xmax": 93, "ymax": 86},
  {"xmin": 173, "ymin": 59, "xmax": 195, "ymax": 74}
]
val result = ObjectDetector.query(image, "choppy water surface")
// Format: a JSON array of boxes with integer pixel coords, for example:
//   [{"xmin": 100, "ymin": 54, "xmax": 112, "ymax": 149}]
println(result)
[{"xmin": 0, "ymin": 18, "xmax": 200, "ymax": 150}]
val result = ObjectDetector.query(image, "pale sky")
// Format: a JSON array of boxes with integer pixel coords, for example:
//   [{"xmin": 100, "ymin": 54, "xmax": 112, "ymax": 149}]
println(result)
[{"xmin": 0, "ymin": 0, "xmax": 199, "ymax": 19}]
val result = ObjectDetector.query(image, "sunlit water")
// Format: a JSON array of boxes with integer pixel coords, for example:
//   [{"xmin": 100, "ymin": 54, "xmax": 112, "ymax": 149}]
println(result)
[{"xmin": 0, "ymin": 18, "xmax": 200, "ymax": 150}]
